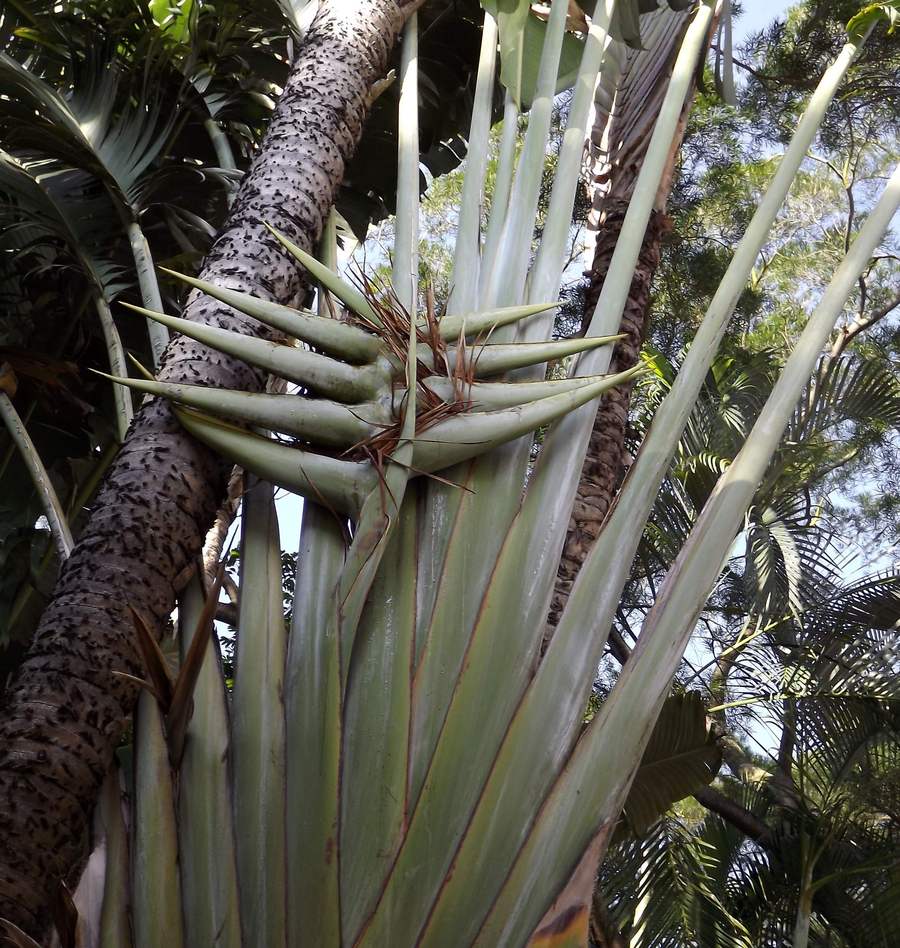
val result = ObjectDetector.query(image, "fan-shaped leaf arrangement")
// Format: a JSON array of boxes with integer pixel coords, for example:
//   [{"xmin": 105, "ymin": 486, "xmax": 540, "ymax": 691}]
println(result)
[{"xmin": 105, "ymin": 236, "xmax": 638, "ymax": 516}]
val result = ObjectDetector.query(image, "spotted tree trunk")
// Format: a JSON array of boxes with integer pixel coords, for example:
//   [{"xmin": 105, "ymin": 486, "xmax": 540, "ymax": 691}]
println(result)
[{"xmin": 0, "ymin": 0, "xmax": 417, "ymax": 934}]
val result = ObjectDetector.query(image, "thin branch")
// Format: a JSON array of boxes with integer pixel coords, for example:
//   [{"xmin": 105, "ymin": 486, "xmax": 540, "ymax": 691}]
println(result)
[
  {"xmin": 829, "ymin": 287, "xmax": 900, "ymax": 361},
  {"xmin": 694, "ymin": 785, "xmax": 774, "ymax": 846},
  {"xmin": 608, "ymin": 627, "xmax": 632, "ymax": 665},
  {"xmin": 215, "ymin": 601, "xmax": 238, "ymax": 627},
  {"xmin": 714, "ymin": 51, "xmax": 797, "ymax": 89},
  {"xmin": 807, "ymin": 153, "xmax": 847, "ymax": 184},
  {"xmin": 0, "ymin": 372, "xmax": 74, "ymax": 561}
]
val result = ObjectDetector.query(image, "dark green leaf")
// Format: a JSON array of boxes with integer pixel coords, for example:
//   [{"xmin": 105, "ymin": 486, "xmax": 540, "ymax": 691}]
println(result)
[{"xmin": 618, "ymin": 692, "xmax": 722, "ymax": 839}]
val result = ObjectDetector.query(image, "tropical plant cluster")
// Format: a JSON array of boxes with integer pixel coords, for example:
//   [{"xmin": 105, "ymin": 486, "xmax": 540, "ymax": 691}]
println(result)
[{"xmin": 0, "ymin": 0, "xmax": 898, "ymax": 946}]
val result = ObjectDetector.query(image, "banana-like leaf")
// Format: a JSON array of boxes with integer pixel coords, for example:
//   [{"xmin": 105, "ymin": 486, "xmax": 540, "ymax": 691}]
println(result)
[
  {"xmin": 482, "ymin": 0, "xmax": 586, "ymax": 108},
  {"xmin": 97, "ymin": 373, "xmax": 380, "ymax": 449},
  {"xmin": 162, "ymin": 268, "xmax": 556, "ymax": 358},
  {"xmin": 159, "ymin": 268, "xmax": 381, "ymax": 363},
  {"xmin": 340, "ymin": 508, "xmax": 417, "ymax": 937},
  {"xmin": 448, "ymin": 12, "xmax": 498, "ymax": 314},
  {"xmin": 281, "ymin": 37, "xmax": 429, "ymax": 931},
  {"xmin": 175, "ymin": 579, "xmax": 241, "ymax": 948},
  {"xmin": 231, "ymin": 480, "xmax": 287, "ymax": 945},
  {"xmin": 309, "ymin": 24, "xmax": 422, "ymax": 945},
  {"xmin": 480, "ymin": 93, "xmax": 519, "ymax": 285},
  {"xmin": 336, "ymin": 10, "xmax": 421, "ymax": 688},
  {"xmin": 847, "ymin": 1, "xmax": 900, "ymax": 41},
  {"xmin": 606, "ymin": 0, "xmax": 693, "ymax": 46},
  {"xmin": 131, "ymin": 692, "xmax": 184, "ymax": 948},
  {"xmin": 284, "ymin": 208, "xmax": 353, "ymax": 947},
  {"xmin": 441, "ymin": 23, "xmax": 874, "ymax": 947},
  {"xmin": 481, "ymin": 0, "xmax": 571, "ymax": 307},
  {"xmin": 444, "ymin": 333, "xmax": 624, "ymax": 377},
  {"xmin": 413, "ymin": 369, "xmax": 644, "ymax": 472},
  {"xmin": 435, "ymin": 300, "xmax": 558, "ymax": 341},
  {"xmin": 420, "ymin": 371, "xmax": 629, "ymax": 410},
  {"xmin": 368, "ymin": 11, "xmax": 718, "ymax": 946},
  {"xmin": 616, "ymin": 692, "xmax": 722, "ymax": 841},
  {"xmin": 351, "ymin": 11, "xmax": 636, "ymax": 942},
  {"xmin": 525, "ymin": 832, "xmax": 607, "ymax": 948},
  {"xmin": 175, "ymin": 409, "xmax": 378, "ymax": 515},
  {"xmin": 472, "ymin": 160, "xmax": 900, "ymax": 948},
  {"xmin": 285, "ymin": 503, "xmax": 346, "ymax": 946},
  {"xmin": 122, "ymin": 304, "xmax": 385, "ymax": 402},
  {"xmin": 264, "ymin": 223, "xmax": 381, "ymax": 324},
  {"xmin": 131, "ymin": 366, "xmax": 633, "ymax": 493},
  {"xmin": 361, "ymin": 34, "xmax": 623, "ymax": 935},
  {"xmin": 68, "ymin": 0, "xmax": 895, "ymax": 943}
]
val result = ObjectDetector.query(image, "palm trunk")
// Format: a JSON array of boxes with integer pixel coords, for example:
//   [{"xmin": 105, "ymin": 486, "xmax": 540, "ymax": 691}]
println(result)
[
  {"xmin": 792, "ymin": 852, "xmax": 816, "ymax": 948},
  {"xmin": 549, "ymin": 206, "xmax": 669, "ymax": 629},
  {"xmin": 0, "ymin": 0, "xmax": 417, "ymax": 935},
  {"xmin": 548, "ymin": 5, "xmax": 705, "ymax": 634}
]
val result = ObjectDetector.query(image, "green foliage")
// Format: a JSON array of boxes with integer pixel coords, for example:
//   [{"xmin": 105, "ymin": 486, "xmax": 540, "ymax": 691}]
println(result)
[
  {"xmin": 602, "ymin": 709, "xmax": 900, "ymax": 947},
  {"xmin": 600, "ymin": 814, "xmax": 757, "ymax": 947},
  {"xmin": 848, "ymin": 1, "xmax": 900, "ymax": 41},
  {"xmin": 646, "ymin": 0, "xmax": 900, "ymax": 579},
  {"xmin": 481, "ymin": 0, "xmax": 584, "ymax": 108},
  {"xmin": 740, "ymin": 0, "xmax": 900, "ymax": 148},
  {"xmin": 0, "ymin": 0, "xmax": 898, "ymax": 943},
  {"xmin": 0, "ymin": 0, "xmax": 491, "ymax": 656},
  {"xmin": 585, "ymin": 10, "xmax": 900, "ymax": 935},
  {"xmin": 618, "ymin": 692, "xmax": 722, "ymax": 840}
]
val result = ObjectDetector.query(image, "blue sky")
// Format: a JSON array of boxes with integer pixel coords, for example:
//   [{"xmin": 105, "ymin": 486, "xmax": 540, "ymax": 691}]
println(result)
[{"xmin": 732, "ymin": 1, "xmax": 795, "ymax": 43}]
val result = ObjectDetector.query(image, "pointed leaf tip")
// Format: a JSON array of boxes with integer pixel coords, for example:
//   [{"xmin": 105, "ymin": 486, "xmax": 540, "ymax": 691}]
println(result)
[
  {"xmin": 127, "ymin": 353, "xmax": 157, "ymax": 381},
  {"xmin": 437, "ymin": 301, "xmax": 560, "ymax": 341},
  {"xmin": 123, "ymin": 302, "xmax": 379, "ymax": 402},
  {"xmin": 167, "ymin": 563, "xmax": 225, "ymax": 763},
  {"xmin": 158, "ymin": 267, "xmax": 380, "ymax": 363},
  {"xmin": 128, "ymin": 605, "xmax": 175, "ymax": 712},
  {"xmin": 175, "ymin": 407, "xmax": 377, "ymax": 515},
  {"xmin": 264, "ymin": 222, "xmax": 380, "ymax": 324}
]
